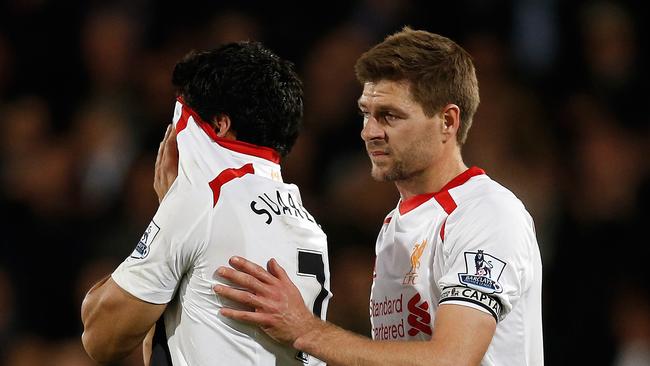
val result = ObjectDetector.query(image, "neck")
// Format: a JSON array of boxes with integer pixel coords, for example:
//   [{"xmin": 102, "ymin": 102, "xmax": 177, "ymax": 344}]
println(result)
[{"xmin": 395, "ymin": 150, "xmax": 467, "ymax": 201}]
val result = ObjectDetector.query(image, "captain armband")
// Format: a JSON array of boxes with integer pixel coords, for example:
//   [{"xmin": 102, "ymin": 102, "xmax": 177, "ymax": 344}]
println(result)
[{"xmin": 439, "ymin": 286, "xmax": 502, "ymax": 322}]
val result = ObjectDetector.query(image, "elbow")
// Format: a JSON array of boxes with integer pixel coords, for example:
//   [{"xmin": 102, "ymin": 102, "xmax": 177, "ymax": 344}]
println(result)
[
  {"xmin": 81, "ymin": 306, "xmax": 128, "ymax": 363},
  {"xmin": 82, "ymin": 328, "xmax": 116, "ymax": 364},
  {"xmin": 82, "ymin": 328, "xmax": 132, "ymax": 364}
]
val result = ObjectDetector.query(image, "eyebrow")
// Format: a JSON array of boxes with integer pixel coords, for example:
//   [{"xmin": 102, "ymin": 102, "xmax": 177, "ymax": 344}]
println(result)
[{"xmin": 357, "ymin": 101, "xmax": 407, "ymax": 115}]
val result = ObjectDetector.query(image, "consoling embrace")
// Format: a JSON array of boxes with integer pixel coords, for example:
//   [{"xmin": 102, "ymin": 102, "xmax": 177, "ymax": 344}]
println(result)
[{"xmin": 82, "ymin": 26, "xmax": 543, "ymax": 366}]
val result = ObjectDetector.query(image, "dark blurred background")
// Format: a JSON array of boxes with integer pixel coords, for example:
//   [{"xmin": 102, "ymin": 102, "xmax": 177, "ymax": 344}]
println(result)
[{"xmin": 0, "ymin": 0, "xmax": 648, "ymax": 365}]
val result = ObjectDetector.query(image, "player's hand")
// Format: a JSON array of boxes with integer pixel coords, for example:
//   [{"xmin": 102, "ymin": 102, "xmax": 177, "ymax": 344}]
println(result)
[
  {"xmin": 154, "ymin": 124, "xmax": 178, "ymax": 203},
  {"xmin": 214, "ymin": 256, "xmax": 321, "ymax": 347}
]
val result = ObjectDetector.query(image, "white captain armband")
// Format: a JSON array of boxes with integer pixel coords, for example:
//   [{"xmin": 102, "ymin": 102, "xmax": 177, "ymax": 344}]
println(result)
[{"xmin": 439, "ymin": 286, "xmax": 502, "ymax": 322}]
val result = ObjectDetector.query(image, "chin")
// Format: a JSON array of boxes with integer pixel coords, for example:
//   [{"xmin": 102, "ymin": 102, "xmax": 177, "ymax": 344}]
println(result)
[
  {"xmin": 370, "ymin": 166, "xmax": 386, "ymax": 182},
  {"xmin": 371, "ymin": 167, "xmax": 396, "ymax": 182}
]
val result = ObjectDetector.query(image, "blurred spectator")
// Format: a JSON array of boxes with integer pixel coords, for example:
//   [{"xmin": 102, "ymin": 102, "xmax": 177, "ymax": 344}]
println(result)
[
  {"xmin": 511, "ymin": 0, "xmax": 559, "ymax": 79},
  {"xmin": 81, "ymin": 7, "xmax": 142, "ymax": 97},
  {"xmin": 72, "ymin": 99, "xmax": 138, "ymax": 215},
  {"xmin": 296, "ymin": 25, "xmax": 371, "ymax": 196},
  {"xmin": 576, "ymin": 1, "xmax": 649, "ymax": 132},
  {"xmin": 462, "ymin": 32, "xmax": 558, "ymax": 255}
]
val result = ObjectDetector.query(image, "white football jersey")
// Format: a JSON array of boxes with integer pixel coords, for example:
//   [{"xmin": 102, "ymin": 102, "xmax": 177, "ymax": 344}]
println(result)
[
  {"xmin": 112, "ymin": 99, "xmax": 331, "ymax": 366},
  {"xmin": 370, "ymin": 167, "xmax": 543, "ymax": 366}
]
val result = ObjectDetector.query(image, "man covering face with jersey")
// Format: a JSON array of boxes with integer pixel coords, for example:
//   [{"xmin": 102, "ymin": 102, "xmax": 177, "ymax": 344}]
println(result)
[{"xmin": 81, "ymin": 42, "xmax": 331, "ymax": 366}]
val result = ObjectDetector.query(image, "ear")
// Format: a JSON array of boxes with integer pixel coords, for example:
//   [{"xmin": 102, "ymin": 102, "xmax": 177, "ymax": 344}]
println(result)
[
  {"xmin": 440, "ymin": 104, "xmax": 461, "ymax": 143},
  {"xmin": 212, "ymin": 115, "xmax": 236, "ymax": 139}
]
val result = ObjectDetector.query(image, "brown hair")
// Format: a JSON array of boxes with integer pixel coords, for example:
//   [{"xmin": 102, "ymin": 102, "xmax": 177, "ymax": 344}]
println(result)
[{"xmin": 354, "ymin": 27, "xmax": 479, "ymax": 144}]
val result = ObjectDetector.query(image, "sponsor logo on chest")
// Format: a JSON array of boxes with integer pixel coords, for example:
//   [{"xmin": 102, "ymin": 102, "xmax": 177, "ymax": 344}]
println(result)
[{"xmin": 370, "ymin": 291, "xmax": 432, "ymax": 340}]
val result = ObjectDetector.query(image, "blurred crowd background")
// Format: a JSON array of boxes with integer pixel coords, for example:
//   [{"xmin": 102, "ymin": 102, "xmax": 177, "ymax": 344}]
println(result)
[{"xmin": 0, "ymin": 0, "xmax": 648, "ymax": 365}]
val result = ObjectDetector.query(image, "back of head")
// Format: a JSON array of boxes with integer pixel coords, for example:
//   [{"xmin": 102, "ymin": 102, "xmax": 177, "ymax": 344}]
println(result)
[
  {"xmin": 354, "ymin": 27, "xmax": 480, "ymax": 145},
  {"xmin": 172, "ymin": 42, "xmax": 303, "ymax": 157}
]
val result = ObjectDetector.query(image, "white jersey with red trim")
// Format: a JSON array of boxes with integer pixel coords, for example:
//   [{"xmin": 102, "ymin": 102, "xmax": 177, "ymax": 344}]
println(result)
[
  {"xmin": 370, "ymin": 168, "xmax": 543, "ymax": 366},
  {"xmin": 112, "ymin": 99, "xmax": 331, "ymax": 366}
]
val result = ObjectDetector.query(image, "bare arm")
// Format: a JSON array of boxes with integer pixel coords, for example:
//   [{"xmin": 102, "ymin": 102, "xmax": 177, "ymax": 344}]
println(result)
[
  {"xmin": 215, "ymin": 257, "xmax": 496, "ymax": 366},
  {"xmin": 142, "ymin": 325, "xmax": 156, "ymax": 366},
  {"xmin": 82, "ymin": 125, "xmax": 178, "ymax": 363},
  {"xmin": 81, "ymin": 276, "xmax": 166, "ymax": 363}
]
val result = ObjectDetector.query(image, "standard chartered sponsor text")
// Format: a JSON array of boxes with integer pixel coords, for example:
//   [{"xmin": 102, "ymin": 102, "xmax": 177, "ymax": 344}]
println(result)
[
  {"xmin": 369, "ymin": 294, "xmax": 403, "ymax": 317},
  {"xmin": 370, "ymin": 294, "xmax": 405, "ymax": 340}
]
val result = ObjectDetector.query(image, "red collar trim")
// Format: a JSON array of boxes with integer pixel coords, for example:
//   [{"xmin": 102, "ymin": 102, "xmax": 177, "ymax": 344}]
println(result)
[
  {"xmin": 176, "ymin": 97, "xmax": 281, "ymax": 164},
  {"xmin": 398, "ymin": 167, "xmax": 486, "ymax": 215}
]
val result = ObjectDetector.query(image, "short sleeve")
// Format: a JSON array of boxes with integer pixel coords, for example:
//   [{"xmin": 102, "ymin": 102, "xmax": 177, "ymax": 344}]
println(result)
[
  {"xmin": 437, "ymin": 194, "xmax": 537, "ymax": 322},
  {"xmin": 112, "ymin": 179, "xmax": 209, "ymax": 304}
]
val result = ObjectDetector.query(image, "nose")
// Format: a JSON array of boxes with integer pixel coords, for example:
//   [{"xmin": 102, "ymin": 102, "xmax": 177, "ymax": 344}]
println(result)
[{"xmin": 361, "ymin": 116, "xmax": 384, "ymax": 142}]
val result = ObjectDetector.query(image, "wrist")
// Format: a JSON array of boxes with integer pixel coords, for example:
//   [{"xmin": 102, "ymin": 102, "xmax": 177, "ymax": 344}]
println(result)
[{"xmin": 293, "ymin": 315, "xmax": 328, "ymax": 353}]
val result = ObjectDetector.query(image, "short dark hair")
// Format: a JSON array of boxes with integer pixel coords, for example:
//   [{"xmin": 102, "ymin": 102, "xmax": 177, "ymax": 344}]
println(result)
[
  {"xmin": 355, "ymin": 27, "xmax": 480, "ymax": 145},
  {"xmin": 172, "ymin": 42, "xmax": 303, "ymax": 157}
]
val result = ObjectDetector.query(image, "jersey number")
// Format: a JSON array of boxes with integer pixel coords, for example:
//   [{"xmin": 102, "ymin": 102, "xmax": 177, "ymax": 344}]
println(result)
[
  {"xmin": 297, "ymin": 249, "xmax": 328, "ymax": 319},
  {"xmin": 296, "ymin": 249, "xmax": 328, "ymax": 364}
]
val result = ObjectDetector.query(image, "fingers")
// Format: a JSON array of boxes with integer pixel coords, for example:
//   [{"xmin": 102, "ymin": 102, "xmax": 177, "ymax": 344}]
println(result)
[
  {"xmin": 154, "ymin": 124, "xmax": 179, "ymax": 203},
  {"xmin": 216, "ymin": 266, "xmax": 272, "ymax": 296},
  {"xmin": 214, "ymin": 284, "xmax": 266, "ymax": 310},
  {"xmin": 155, "ymin": 125, "xmax": 171, "ymax": 170},
  {"xmin": 166, "ymin": 126, "xmax": 178, "ymax": 150},
  {"xmin": 267, "ymin": 258, "xmax": 290, "ymax": 282},
  {"xmin": 228, "ymin": 256, "xmax": 280, "ymax": 285},
  {"xmin": 160, "ymin": 124, "xmax": 177, "ymax": 170},
  {"xmin": 219, "ymin": 307, "xmax": 271, "ymax": 327}
]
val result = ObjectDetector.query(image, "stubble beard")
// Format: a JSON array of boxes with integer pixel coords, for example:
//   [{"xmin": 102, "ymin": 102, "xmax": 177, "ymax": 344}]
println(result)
[
  {"xmin": 370, "ymin": 158, "xmax": 417, "ymax": 182},
  {"xmin": 369, "ymin": 144, "xmax": 430, "ymax": 183}
]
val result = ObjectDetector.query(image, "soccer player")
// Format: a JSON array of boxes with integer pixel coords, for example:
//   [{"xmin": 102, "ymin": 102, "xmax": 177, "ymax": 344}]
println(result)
[
  {"xmin": 80, "ymin": 42, "xmax": 331, "ymax": 366},
  {"xmin": 211, "ymin": 28, "xmax": 544, "ymax": 365}
]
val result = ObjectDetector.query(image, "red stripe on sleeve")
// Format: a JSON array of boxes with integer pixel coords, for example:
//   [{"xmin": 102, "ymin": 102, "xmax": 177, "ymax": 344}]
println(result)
[{"xmin": 208, "ymin": 163, "xmax": 255, "ymax": 207}]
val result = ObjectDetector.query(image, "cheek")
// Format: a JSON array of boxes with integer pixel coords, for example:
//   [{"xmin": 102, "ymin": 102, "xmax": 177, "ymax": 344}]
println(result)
[{"xmin": 404, "ymin": 130, "xmax": 439, "ymax": 160}]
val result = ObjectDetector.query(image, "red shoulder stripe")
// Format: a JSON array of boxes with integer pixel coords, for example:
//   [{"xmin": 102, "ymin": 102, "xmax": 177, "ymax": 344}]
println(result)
[{"xmin": 208, "ymin": 163, "xmax": 255, "ymax": 207}]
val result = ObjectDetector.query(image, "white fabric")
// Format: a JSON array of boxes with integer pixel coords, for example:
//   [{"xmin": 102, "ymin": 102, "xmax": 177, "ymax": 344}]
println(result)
[
  {"xmin": 370, "ymin": 170, "xmax": 543, "ymax": 366},
  {"xmin": 112, "ymin": 100, "xmax": 330, "ymax": 366}
]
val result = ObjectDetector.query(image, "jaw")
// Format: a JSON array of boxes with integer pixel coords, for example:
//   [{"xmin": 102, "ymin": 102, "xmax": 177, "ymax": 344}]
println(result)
[
  {"xmin": 369, "ymin": 157, "xmax": 392, "ymax": 182},
  {"xmin": 370, "ymin": 159, "xmax": 403, "ymax": 182},
  {"xmin": 370, "ymin": 165, "xmax": 387, "ymax": 182}
]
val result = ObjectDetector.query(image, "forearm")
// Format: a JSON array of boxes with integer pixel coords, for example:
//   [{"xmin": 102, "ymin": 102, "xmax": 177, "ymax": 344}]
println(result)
[
  {"xmin": 295, "ymin": 320, "xmax": 447, "ymax": 366},
  {"xmin": 81, "ymin": 276, "xmax": 156, "ymax": 363}
]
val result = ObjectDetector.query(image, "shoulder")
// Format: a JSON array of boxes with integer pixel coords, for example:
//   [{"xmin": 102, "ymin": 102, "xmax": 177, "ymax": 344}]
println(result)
[
  {"xmin": 451, "ymin": 175, "xmax": 530, "ymax": 223},
  {"xmin": 154, "ymin": 176, "xmax": 212, "ymax": 241},
  {"xmin": 161, "ymin": 175, "xmax": 211, "ymax": 210},
  {"xmin": 445, "ymin": 176, "xmax": 536, "ymax": 252}
]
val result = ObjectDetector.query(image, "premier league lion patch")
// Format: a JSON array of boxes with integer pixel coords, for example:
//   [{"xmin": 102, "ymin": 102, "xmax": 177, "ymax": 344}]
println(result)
[
  {"xmin": 130, "ymin": 221, "xmax": 160, "ymax": 259},
  {"xmin": 458, "ymin": 250, "xmax": 506, "ymax": 294}
]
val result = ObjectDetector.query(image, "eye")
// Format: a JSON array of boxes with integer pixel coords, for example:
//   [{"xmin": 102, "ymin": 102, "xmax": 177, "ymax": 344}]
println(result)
[{"xmin": 384, "ymin": 114, "xmax": 399, "ymax": 123}]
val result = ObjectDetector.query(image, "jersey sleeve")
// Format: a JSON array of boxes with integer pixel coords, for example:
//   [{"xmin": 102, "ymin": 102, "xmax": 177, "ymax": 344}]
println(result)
[
  {"xmin": 111, "ymin": 179, "xmax": 209, "ymax": 304},
  {"xmin": 437, "ymin": 194, "xmax": 537, "ymax": 322}
]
